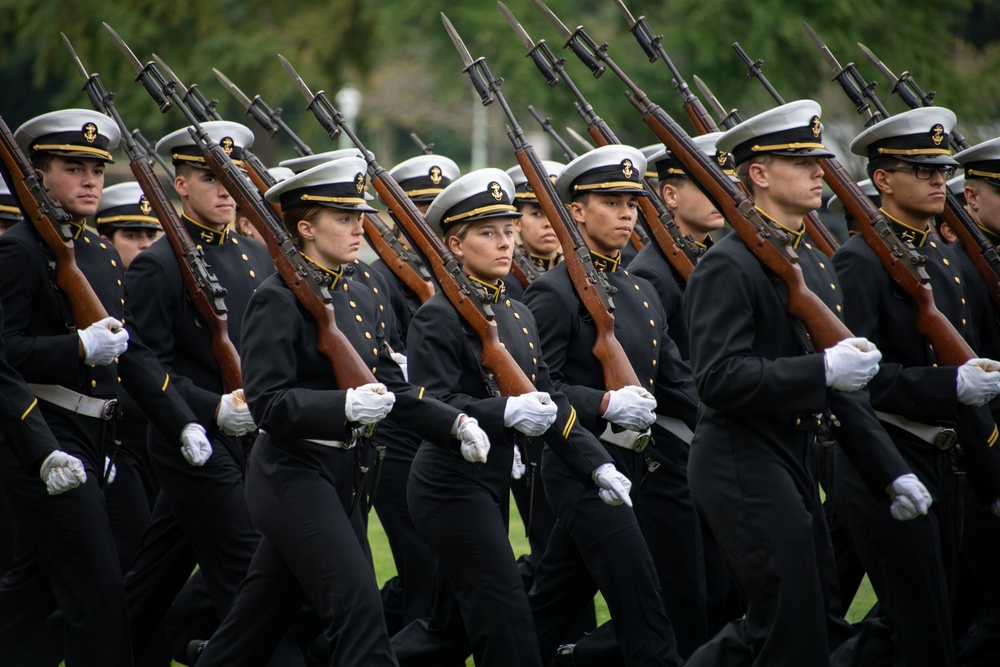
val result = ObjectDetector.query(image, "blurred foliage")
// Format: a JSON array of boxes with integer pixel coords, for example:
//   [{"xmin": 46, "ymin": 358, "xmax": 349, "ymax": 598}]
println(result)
[{"xmin": 1, "ymin": 0, "xmax": 998, "ymax": 172}]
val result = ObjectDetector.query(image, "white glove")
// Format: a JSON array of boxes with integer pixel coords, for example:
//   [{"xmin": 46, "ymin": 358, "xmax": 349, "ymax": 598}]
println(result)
[
  {"xmin": 592, "ymin": 463, "xmax": 633, "ymax": 507},
  {"xmin": 511, "ymin": 444, "xmax": 526, "ymax": 480},
  {"xmin": 390, "ymin": 351, "xmax": 408, "ymax": 382},
  {"xmin": 956, "ymin": 358, "xmax": 1000, "ymax": 406},
  {"xmin": 78, "ymin": 316, "xmax": 129, "ymax": 366},
  {"xmin": 217, "ymin": 390, "xmax": 256, "ymax": 436},
  {"xmin": 991, "ymin": 497, "xmax": 1000, "ymax": 519},
  {"xmin": 824, "ymin": 337, "xmax": 881, "ymax": 391},
  {"xmin": 602, "ymin": 386, "xmax": 657, "ymax": 432},
  {"xmin": 887, "ymin": 473, "xmax": 932, "ymax": 521},
  {"xmin": 180, "ymin": 423, "xmax": 213, "ymax": 466},
  {"xmin": 39, "ymin": 450, "xmax": 87, "ymax": 495},
  {"xmin": 456, "ymin": 417, "xmax": 490, "ymax": 464},
  {"xmin": 504, "ymin": 391, "xmax": 558, "ymax": 437},
  {"xmin": 345, "ymin": 383, "xmax": 396, "ymax": 425},
  {"xmin": 103, "ymin": 456, "xmax": 117, "ymax": 484}
]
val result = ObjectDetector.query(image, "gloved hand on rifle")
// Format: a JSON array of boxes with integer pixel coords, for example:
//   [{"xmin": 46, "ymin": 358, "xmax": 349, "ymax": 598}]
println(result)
[
  {"xmin": 504, "ymin": 391, "xmax": 558, "ymax": 437},
  {"xmin": 345, "ymin": 383, "xmax": 396, "ymax": 425},
  {"xmin": 824, "ymin": 337, "xmax": 881, "ymax": 391},
  {"xmin": 78, "ymin": 316, "xmax": 129, "ymax": 366},
  {"xmin": 956, "ymin": 358, "xmax": 1000, "ymax": 406},
  {"xmin": 602, "ymin": 386, "xmax": 657, "ymax": 432},
  {"xmin": 216, "ymin": 389, "xmax": 255, "ymax": 436}
]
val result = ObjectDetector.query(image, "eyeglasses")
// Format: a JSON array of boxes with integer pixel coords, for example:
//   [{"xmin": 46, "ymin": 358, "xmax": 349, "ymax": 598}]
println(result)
[{"xmin": 882, "ymin": 164, "xmax": 957, "ymax": 180}]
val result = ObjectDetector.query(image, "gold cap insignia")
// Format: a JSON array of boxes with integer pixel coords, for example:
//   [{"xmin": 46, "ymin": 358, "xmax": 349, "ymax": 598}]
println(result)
[
  {"xmin": 716, "ymin": 151, "xmax": 727, "ymax": 167},
  {"xmin": 139, "ymin": 195, "xmax": 152, "ymax": 215},
  {"xmin": 355, "ymin": 173, "xmax": 365, "ymax": 194},
  {"xmin": 931, "ymin": 124, "xmax": 945, "ymax": 146},
  {"xmin": 220, "ymin": 137, "xmax": 234, "ymax": 155},
  {"xmin": 489, "ymin": 181, "xmax": 503, "ymax": 201},
  {"xmin": 429, "ymin": 166, "xmax": 442, "ymax": 185},
  {"xmin": 82, "ymin": 122, "xmax": 98, "ymax": 143},
  {"xmin": 621, "ymin": 159, "xmax": 634, "ymax": 179},
  {"xmin": 810, "ymin": 116, "xmax": 822, "ymax": 138}
]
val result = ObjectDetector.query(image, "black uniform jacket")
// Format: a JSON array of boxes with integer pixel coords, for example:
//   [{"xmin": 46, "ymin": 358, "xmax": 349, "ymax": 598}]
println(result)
[
  {"xmin": 523, "ymin": 256, "xmax": 699, "ymax": 476},
  {"xmin": 407, "ymin": 285, "xmax": 611, "ymax": 485},
  {"xmin": 125, "ymin": 216, "xmax": 272, "ymax": 428},
  {"xmin": 834, "ymin": 227, "xmax": 1000, "ymax": 500},
  {"xmin": 0, "ymin": 222, "xmax": 195, "ymax": 443},
  {"xmin": 687, "ymin": 230, "xmax": 910, "ymax": 499},
  {"xmin": 629, "ymin": 242, "xmax": 691, "ymax": 360},
  {"xmin": 240, "ymin": 269, "xmax": 458, "ymax": 450},
  {"xmin": 0, "ymin": 301, "xmax": 58, "ymax": 472}
]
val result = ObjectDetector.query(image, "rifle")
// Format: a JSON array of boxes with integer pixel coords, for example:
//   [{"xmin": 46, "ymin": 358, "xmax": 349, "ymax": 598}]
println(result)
[
  {"xmin": 0, "ymin": 116, "xmax": 110, "ymax": 329},
  {"xmin": 213, "ymin": 67, "xmax": 313, "ymax": 157},
  {"xmin": 692, "ymin": 74, "xmax": 742, "ymax": 131},
  {"xmin": 62, "ymin": 33, "xmax": 243, "ymax": 393},
  {"xmin": 796, "ymin": 24, "xmax": 977, "ymax": 365},
  {"xmin": 106, "ymin": 24, "xmax": 377, "ymax": 388},
  {"xmin": 278, "ymin": 54, "xmax": 540, "ymax": 397},
  {"xmin": 409, "ymin": 132, "xmax": 435, "ymax": 155},
  {"xmin": 212, "ymin": 67, "xmax": 435, "ymax": 307},
  {"xmin": 151, "ymin": 54, "xmax": 279, "ymax": 205},
  {"xmin": 131, "ymin": 127, "xmax": 174, "ymax": 175},
  {"xmin": 443, "ymin": 13, "xmax": 644, "ymax": 389},
  {"xmin": 613, "ymin": 0, "xmax": 717, "ymax": 135},
  {"xmin": 726, "ymin": 42, "xmax": 843, "ymax": 257},
  {"xmin": 527, "ymin": 105, "xmax": 578, "ymax": 162},
  {"xmin": 857, "ymin": 43, "xmax": 1000, "ymax": 310},
  {"xmin": 509, "ymin": 246, "xmax": 544, "ymax": 289},
  {"xmin": 532, "ymin": 0, "xmax": 853, "ymax": 350},
  {"xmin": 501, "ymin": 1, "xmax": 698, "ymax": 279}
]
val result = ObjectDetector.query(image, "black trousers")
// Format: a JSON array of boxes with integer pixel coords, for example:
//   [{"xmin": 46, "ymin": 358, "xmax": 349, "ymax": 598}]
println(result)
[
  {"xmin": 197, "ymin": 434, "xmax": 393, "ymax": 667},
  {"xmin": 105, "ymin": 419, "xmax": 156, "ymax": 571},
  {"xmin": 529, "ymin": 447, "xmax": 681, "ymax": 667},
  {"xmin": 123, "ymin": 430, "xmax": 259, "ymax": 660},
  {"xmin": 0, "ymin": 409, "xmax": 131, "ymax": 666},
  {"xmin": 396, "ymin": 443, "xmax": 543, "ymax": 667},
  {"xmin": 686, "ymin": 430, "xmax": 851, "ymax": 667},
  {"xmin": 834, "ymin": 442, "xmax": 956, "ymax": 667}
]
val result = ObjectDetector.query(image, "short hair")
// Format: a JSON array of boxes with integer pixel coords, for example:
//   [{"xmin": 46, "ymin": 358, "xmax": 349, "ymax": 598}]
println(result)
[
  {"xmin": 280, "ymin": 204, "xmax": 328, "ymax": 250},
  {"xmin": 866, "ymin": 156, "xmax": 899, "ymax": 192},
  {"xmin": 31, "ymin": 153, "xmax": 54, "ymax": 172},
  {"xmin": 571, "ymin": 192, "xmax": 592, "ymax": 206},
  {"xmin": 735, "ymin": 154, "xmax": 774, "ymax": 195}
]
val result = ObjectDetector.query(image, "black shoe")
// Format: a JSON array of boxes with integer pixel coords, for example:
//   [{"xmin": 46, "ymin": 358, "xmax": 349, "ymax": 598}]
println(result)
[
  {"xmin": 550, "ymin": 643, "xmax": 576, "ymax": 667},
  {"xmin": 185, "ymin": 639, "xmax": 208, "ymax": 665}
]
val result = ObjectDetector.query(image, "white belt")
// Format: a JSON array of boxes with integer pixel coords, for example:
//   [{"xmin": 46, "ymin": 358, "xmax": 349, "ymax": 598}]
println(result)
[
  {"xmin": 28, "ymin": 383, "xmax": 118, "ymax": 420},
  {"xmin": 599, "ymin": 424, "xmax": 652, "ymax": 452},
  {"xmin": 875, "ymin": 411, "xmax": 957, "ymax": 450},
  {"xmin": 654, "ymin": 414, "xmax": 695, "ymax": 445}
]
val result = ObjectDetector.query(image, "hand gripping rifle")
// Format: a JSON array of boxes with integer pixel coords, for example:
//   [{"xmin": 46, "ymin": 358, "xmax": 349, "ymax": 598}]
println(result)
[
  {"xmin": 442, "ymin": 13, "xmax": 642, "ymax": 389},
  {"xmin": 105, "ymin": 23, "xmax": 376, "ymax": 389},
  {"xmin": 0, "ymin": 116, "xmax": 111, "ymax": 329},
  {"xmin": 213, "ymin": 67, "xmax": 435, "ymax": 305},
  {"xmin": 794, "ymin": 25, "xmax": 976, "ymax": 365},
  {"xmin": 62, "ymin": 33, "xmax": 242, "ymax": 392},
  {"xmin": 212, "ymin": 67, "xmax": 313, "ymax": 158},
  {"xmin": 501, "ymin": 1, "xmax": 699, "ymax": 279},
  {"xmin": 279, "ymin": 54, "xmax": 541, "ymax": 397},
  {"xmin": 151, "ymin": 54, "xmax": 280, "ymax": 208},
  {"xmin": 858, "ymin": 43, "xmax": 1000, "ymax": 310},
  {"xmin": 532, "ymin": 0, "xmax": 853, "ymax": 349}
]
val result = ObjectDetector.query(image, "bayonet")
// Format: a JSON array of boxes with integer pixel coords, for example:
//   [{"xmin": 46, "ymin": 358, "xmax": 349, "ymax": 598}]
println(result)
[
  {"xmin": 153, "ymin": 53, "xmax": 219, "ymax": 122},
  {"xmin": 212, "ymin": 67, "xmax": 253, "ymax": 110},
  {"xmin": 499, "ymin": 1, "xmax": 534, "ymax": 51},
  {"xmin": 214, "ymin": 67, "xmax": 313, "ymax": 155},
  {"xmin": 152, "ymin": 53, "xmax": 188, "ymax": 97},
  {"xmin": 693, "ymin": 74, "xmax": 741, "ymax": 129},
  {"xmin": 532, "ymin": 0, "xmax": 604, "ymax": 77},
  {"xmin": 802, "ymin": 22, "xmax": 881, "ymax": 124},
  {"xmin": 60, "ymin": 32, "xmax": 90, "ymax": 81},
  {"xmin": 565, "ymin": 126, "xmax": 594, "ymax": 153}
]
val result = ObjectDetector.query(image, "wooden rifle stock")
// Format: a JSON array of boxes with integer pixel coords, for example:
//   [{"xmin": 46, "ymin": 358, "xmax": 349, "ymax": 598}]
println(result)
[
  {"xmin": 0, "ymin": 114, "xmax": 109, "ymax": 329},
  {"xmin": 515, "ymin": 148, "xmax": 642, "ymax": 388},
  {"xmin": 371, "ymin": 173, "xmax": 535, "ymax": 396},
  {"xmin": 820, "ymin": 157, "xmax": 975, "ymax": 365},
  {"xmin": 362, "ymin": 212, "xmax": 435, "ymax": 304},
  {"xmin": 510, "ymin": 246, "xmax": 543, "ymax": 289}
]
